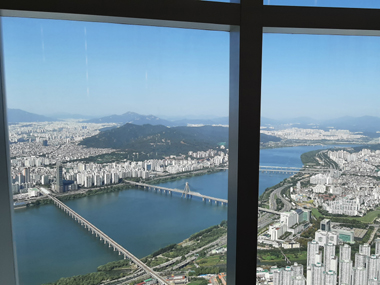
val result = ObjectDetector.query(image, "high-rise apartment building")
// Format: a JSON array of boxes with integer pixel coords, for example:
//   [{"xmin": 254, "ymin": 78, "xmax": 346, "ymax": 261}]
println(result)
[
  {"xmin": 311, "ymin": 263, "xmax": 324, "ymax": 285},
  {"xmin": 368, "ymin": 255, "xmax": 378, "ymax": 280},
  {"xmin": 360, "ymin": 244, "xmax": 371, "ymax": 256},
  {"xmin": 368, "ymin": 278, "xmax": 380, "ymax": 285},
  {"xmin": 340, "ymin": 244, "xmax": 351, "ymax": 261},
  {"xmin": 324, "ymin": 242, "xmax": 336, "ymax": 272},
  {"xmin": 56, "ymin": 162, "xmax": 63, "ymax": 193},
  {"xmin": 353, "ymin": 267, "xmax": 367, "ymax": 285},
  {"xmin": 375, "ymin": 238, "xmax": 380, "ymax": 255},
  {"xmin": 291, "ymin": 262, "xmax": 303, "ymax": 276},
  {"xmin": 307, "ymin": 240, "xmax": 320, "ymax": 267},
  {"xmin": 321, "ymin": 219, "xmax": 331, "ymax": 232},
  {"xmin": 282, "ymin": 266, "xmax": 294, "ymax": 285},
  {"xmin": 355, "ymin": 253, "xmax": 369, "ymax": 269},
  {"xmin": 324, "ymin": 270, "xmax": 337, "ymax": 285},
  {"xmin": 339, "ymin": 259, "xmax": 352, "ymax": 285},
  {"xmin": 22, "ymin": 167, "xmax": 30, "ymax": 184},
  {"xmin": 292, "ymin": 275, "xmax": 306, "ymax": 285}
]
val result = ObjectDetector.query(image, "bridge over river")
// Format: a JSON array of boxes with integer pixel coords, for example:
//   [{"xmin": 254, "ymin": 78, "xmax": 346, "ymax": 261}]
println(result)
[
  {"xmin": 259, "ymin": 166, "xmax": 332, "ymax": 174},
  {"xmin": 127, "ymin": 181, "xmax": 281, "ymax": 215},
  {"xmin": 43, "ymin": 192, "xmax": 169, "ymax": 285},
  {"xmin": 127, "ymin": 181, "xmax": 228, "ymax": 205}
]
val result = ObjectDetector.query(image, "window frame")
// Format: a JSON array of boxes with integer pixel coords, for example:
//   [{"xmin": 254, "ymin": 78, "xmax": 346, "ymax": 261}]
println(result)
[{"xmin": 1, "ymin": 0, "xmax": 380, "ymax": 284}]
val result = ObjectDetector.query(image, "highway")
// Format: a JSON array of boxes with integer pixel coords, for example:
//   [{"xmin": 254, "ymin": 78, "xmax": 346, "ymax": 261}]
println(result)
[
  {"xmin": 269, "ymin": 184, "xmax": 292, "ymax": 212},
  {"xmin": 257, "ymin": 184, "xmax": 292, "ymax": 231}
]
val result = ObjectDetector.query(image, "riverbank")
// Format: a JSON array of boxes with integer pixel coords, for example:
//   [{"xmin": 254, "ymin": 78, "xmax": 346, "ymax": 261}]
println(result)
[
  {"xmin": 42, "ymin": 221, "xmax": 227, "ymax": 285},
  {"xmin": 260, "ymin": 141, "xmax": 364, "ymax": 150},
  {"xmin": 15, "ymin": 167, "xmax": 227, "ymax": 209},
  {"xmin": 259, "ymin": 145, "xmax": 344, "ymax": 208}
]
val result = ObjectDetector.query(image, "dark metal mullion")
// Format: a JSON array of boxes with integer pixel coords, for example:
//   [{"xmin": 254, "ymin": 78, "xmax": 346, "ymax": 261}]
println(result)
[
  {"xmin": 262, "ymin": 5, "xmax": 380, "ymax": 31},
  {"xmin": 0, "ymin": 0, "xmax": 240, "ymax": 29},
  {"xmin": 0, "ymin": 19, "xmax": 19, "ymax": 285},
  {"xmin": 228, "ymin": 1, "xmax": 263, "ymax": 284}
]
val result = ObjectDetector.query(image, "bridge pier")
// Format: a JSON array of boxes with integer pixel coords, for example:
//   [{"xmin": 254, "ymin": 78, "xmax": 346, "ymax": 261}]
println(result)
[
  {"xmin": 215, "ymin": 200, "xmax": 217, "ymax": 204},
  {"xmin": 208, "ymin": 199, "xmax": 211, "ymax": 203},
  {"xmin": 124, "ymin": 255, "xmax": 127, "ymax": 259}
]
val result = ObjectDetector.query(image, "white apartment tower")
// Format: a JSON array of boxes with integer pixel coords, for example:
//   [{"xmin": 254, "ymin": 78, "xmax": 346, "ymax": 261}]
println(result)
[
  {"xmin": 324, "ymin": 242, "xmax": 336, "ymax": 272},
  {"xmin": 339, "ymin": 259, "xmax": 353, "ymax": 285},
  {"xmin": 311, "ymin": 263, "xmax": 324, "ymax": 285},
  {"xmin": 368, "ymin": 278, "xmax": 380, "ymax": 285},
  {"xmin": 324, "ymin": 270, "xmax": 337, "ymax": 285},
  {"xmin": 360, "ymin": 244, "xmax": 371, "ymax": 256},
  {"xmin": 273, "ymin": 269, "xmax": 281, "ymax": 285},
  {"xmin": 292, "ymin": 275, "xmax": 306, "ymax": 285},
  {"xmin": 368, "ymin": 255, "xmax": 378, "ymax": 281},
  {"xmin": 282, "ymin": 266, "xmax": 294, "ymax": 285},
  {"xmin": 375, "ymin": 238, "xmax": 380, "ymax": 255},
  {"xmin": 340, "ymin": 244, "xmax": 352, "ymax": 261},
  {"xmin": 355, "ymin": 253, "xmax": 369, "ymax": 269},
  {"xmin": 307, "ymin": 240, "xmax": 320, "ymax": 267},
  {"xmin": 291, "ymin": 262, "xmax": 303, "ymax": 276},
  {"xmin": 352, "ymin": 267, "xmax": 367, "ymax": 285}
]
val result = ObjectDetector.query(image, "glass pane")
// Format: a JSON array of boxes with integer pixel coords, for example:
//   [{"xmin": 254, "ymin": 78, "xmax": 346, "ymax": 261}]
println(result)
[
  {"xmin": 264, "ymin": 0, "xmax": 380, "ymax": 9},
  {"xmin": 259, "ymin": 32, "xmax": 380, "ymax": 284},
  {"xmin": 2, "ymin": 17, "xmax": 229, "ymax": 285}
]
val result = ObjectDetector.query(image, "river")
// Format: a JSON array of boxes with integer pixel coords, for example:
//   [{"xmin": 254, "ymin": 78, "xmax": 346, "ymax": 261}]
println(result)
[{"xmin": 12, "ymin": 144, "xmax": 353, "ymax": 285}]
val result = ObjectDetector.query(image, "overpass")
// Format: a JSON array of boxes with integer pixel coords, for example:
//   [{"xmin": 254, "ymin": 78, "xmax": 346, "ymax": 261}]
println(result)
[
  {"xmin": 258, "ymin": 207, "xmax": 281, "ymax": 215},
  {"xmin": 46, "ymin": 194, "xmax": 169, "ymax": 285},
  {"xmin": 126, "ymin": 181, "xmax": 228, "ymax": 205}
]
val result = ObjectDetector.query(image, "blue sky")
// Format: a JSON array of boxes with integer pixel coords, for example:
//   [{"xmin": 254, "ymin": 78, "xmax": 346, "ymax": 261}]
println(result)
[
  {"xmin": 261, "ymin": 33, "xmax": 380, "ymax": 120},
  {"xmin": 2, "ymin": 17, "xmax": 229, "ymax": 119},
  {"xmin": 2, "ymin": 10, "xmax": 380, "ymax": 121}
]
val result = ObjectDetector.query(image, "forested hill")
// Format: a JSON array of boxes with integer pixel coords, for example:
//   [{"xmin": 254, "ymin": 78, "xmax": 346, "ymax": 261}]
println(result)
[
  {"xmin": 260, "ymin": 133, "xmax": 282, "ymax": 143},
  {"xmin": 79, "ymin": 123, "xmax": 229, "ymax": 156}
]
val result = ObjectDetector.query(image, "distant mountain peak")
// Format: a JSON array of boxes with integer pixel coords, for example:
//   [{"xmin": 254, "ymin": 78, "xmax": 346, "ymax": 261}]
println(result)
[{"xmin": 7, "ymin": 108, "xmax": 57, "ymax": 123}]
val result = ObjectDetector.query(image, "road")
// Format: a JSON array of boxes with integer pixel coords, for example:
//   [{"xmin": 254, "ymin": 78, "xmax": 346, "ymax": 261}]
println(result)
[
  {"xmin": 257, "ymin": 184, "xmax": 292, "ymax": 231},
  {"xmin": 269, "ymin": 184, "xmax": 292, "ymax": 212}
]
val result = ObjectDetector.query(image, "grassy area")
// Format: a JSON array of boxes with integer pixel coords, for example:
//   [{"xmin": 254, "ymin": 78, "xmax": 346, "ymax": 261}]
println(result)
[
  {"xmin": 196, "ymin": 255, "xmax": 226, "ymax": 267},
  {"xmin": 188, "ymin": 278, "xmax": 209, "ymax": 285},
  {"xmin": 312, "ymin": 208, "xmax": 323, "ymax": 219},
  {"xmin": 349, "ymin": 209, "xmax": 380, "ymax": 223},
  {"xmin": 259, "ymin": 251, "xmax": 307, "ymax": 263},
  {"xmin": 314, "ymin": 206, "xmax": 380, "ymax": 224}
]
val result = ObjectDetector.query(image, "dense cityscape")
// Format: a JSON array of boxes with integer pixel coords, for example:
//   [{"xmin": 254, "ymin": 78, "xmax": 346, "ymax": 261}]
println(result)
[
  {"xmin": 10, "ymin": 119, "xmax": 229, "ymax": 285},
  {"xmin": 9, "ymin": 113, "xmax": 380, "ymax": 285},
  {"xmin": 257, "ymin": 142, "xmax": 380, "ymax": 284}
]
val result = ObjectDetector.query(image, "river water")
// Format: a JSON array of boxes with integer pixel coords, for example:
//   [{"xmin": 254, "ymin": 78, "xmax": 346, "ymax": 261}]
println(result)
[{"xmin": 12, "ymin": 144, "xmax": 352, "ymax": 285}]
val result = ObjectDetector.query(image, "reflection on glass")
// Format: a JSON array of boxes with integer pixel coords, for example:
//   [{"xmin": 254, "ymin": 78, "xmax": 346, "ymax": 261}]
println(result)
[
  {"xmin": 264, "ymin": 0, "xmax": 380, "ymax": 9},
  {"xmin": 3, "ymin": 17, "xmax": 229, "ymax": 285},
  {"xmin": 258, "ymin": 33, "xmax": 380, "ymax": 285}
]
